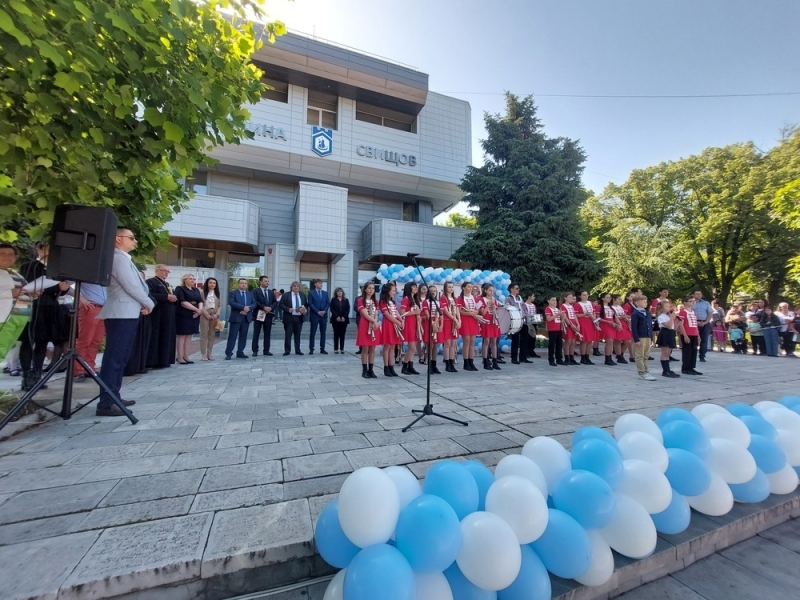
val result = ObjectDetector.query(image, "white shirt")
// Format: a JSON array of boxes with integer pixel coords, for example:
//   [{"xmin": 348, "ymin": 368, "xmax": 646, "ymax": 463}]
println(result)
[
  {"xmin": 292, "ymin": 292, "xmax": 301, "ymax": 315},
  {"xmin": 0, "ymin": 269, "xmax": 15, "ymax": 323}
]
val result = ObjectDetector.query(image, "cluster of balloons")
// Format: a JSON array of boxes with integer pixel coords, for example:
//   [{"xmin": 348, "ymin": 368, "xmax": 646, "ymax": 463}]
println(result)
[
  {"xmin": 377, "ymin": 264, "xmax": 512, "ymax": 304},
  {"xmin": 315, "ymin": 396, "xmax": 800, "ymax": 600}
]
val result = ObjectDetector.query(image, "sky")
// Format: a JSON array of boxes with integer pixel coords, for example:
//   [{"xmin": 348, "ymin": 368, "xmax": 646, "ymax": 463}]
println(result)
[{"xmin": 266, "ymin": 0, "xmax": 800, "ymax": 220}]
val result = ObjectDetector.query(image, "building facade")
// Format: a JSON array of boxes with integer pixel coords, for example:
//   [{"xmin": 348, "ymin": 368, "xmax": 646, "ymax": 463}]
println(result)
[{"xmin": 156, "ymin": 32, "xmax": 472, "ymax": 306}]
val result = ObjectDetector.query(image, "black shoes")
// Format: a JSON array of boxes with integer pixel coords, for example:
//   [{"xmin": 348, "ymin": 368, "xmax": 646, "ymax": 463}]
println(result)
[
  {"xmin": 296, "ymin": 351, "xmax": 304, "ymax": 356},
  {"xmin": 367, "ymin": 364, "xmax": 378, "ymax": 378},
  {"xmin": 616, "ymin": 355, "xmax": 629, "ymax": 364},
  {"xmin": 320, "ymin": 349, "xmax": 328, "ymax": 355},
  {"xmin": 96, "ymin": 406, "xmax": 127, "ymax": 417},
  {"xmin": 265, "ymin": 352, "xmax": 273, "ymax": 356},
  {"xmin": 605, "ymin": 356, "xmax": 616, "ymax": 366},
  {"xmin": 236, "ymin": 353, "xmax": 248, "ymax": 359},
  {"xmin": 283, "ymin": 352, "xmax": 290, "ymax": 356},
  {"xmin": 699, "ymin": 357, "xmax": 706, "ymax": 362},
  {"xmin": 483, "ymin": 358, "xmax": 492, "ymax": 370},
  {"xmin": 492, "ymin": 358, "xmax": 501, "ymax": 370},
  {"xmin": 309, "ymin": 349, "xmax": 314, "ymax": 355},
  {"xmin": 681, "ymin": 369, "xmax": 703, "ymax": 375},
  {"xmin": 225, "ymin": 356, "xmax": 232, "ymax": 360}
]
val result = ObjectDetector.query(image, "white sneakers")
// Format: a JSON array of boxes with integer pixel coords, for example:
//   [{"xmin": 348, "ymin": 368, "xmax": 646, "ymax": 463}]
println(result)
[{"xmin": 639, "ymin": 373, "xmax": 656, "ymax": 381}]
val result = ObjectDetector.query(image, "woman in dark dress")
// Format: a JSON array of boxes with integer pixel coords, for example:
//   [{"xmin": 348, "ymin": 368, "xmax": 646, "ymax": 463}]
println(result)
[
  {"xmin": 174, "ymin": 273, "xmax": 203, "ymax": 364},
  {"xmin": 329, "ymin": 287, "xmax": 350, "ymax": 354},
  {"xmin": 124, "ymin": 270, "xmax": 154, "ymax": 376}
]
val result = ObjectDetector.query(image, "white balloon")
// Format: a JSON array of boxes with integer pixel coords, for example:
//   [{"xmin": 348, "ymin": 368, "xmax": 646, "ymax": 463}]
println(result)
[
  {"xmin": 600, "ymin": 493, "xmax": 657, "ymax": 559},
  {"xmin": 485, "ymin": 475, "xmax": 549, "ymax": 544},
  {"xmin": 414, "ymin": 572, "xmax": 453, "ymax": 600},
  {"xmin": 686, "ymin": 472, "xmax": 733, "ymax": 516},
  {"xmin": 754, "ymin": 401, "xmax": 783, "ymax": 413},
  {"xmin": 776, "ymin": 429, "xmax": 800, "ymax": 465},
  {"xmin": 323, "ymin": 569, "xmax": 345, "ymax": 600},
  {"xmin": 765, "ymin": 463, "xmax": 799, "ymax": 494},
  {"xmin": 617, "ymin": 431, "xmax": 669, "ymax": 473},
  {"xmin": 521, "ymin": 437, "xmax": 571, "ymax": 493},
  {"xmin": 700, "ymin": 413, "xmax": 751, "ymax": 447},
  {"xmin": 338, "ymin": 467, "xmax": 400, "ymax": 548},
  {"xmin": 614, "ymin": 414, "xmax": 663, "ymax": 444},
  {"xmin": 456, "ymin": 512, "xmax": 522, "ymax": 591},
  {"xmin": 615, "ymin": 459, "xmax": 672, "ymax": 514},
  {"xmin": 575, "ymin": 529, "xmax": 615, "ymax": 587},
  {"xmin": 705, "ymin": 438, "xmax": 757, "ymax": 484},
  {"xmin": 494, "ymin": 454, "xmax": 548, "ymax": 498},
  {"xmin": 383, "ymin": 466, "xmax": 422, "ymax": 510},
  {"xmin": 691, "ymin": 403, "xmax": 729, "ymax": 420},
  {"xmin": 762, "ymin": 408, "xmax": 800, "ymax": 435}
]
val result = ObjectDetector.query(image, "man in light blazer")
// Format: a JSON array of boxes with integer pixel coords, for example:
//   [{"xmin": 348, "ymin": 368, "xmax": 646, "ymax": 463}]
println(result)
[
  {"xmin": 279, "ymin": 281, "xmax": 308, "ymax": 355},
  {"xmin": 251, "ymin": 275, "xmax": 277, "ymax": 356},
  {"xmin": 96, "ymin": 229, "xmax": 154, "ymax": 417},
  {"xmin": 308, "ymin": 278, "xmax": 330, "ymax": 355},
  {"xmin": 226, "ymin": 278, "xmax": 257, "ymax": 359}
]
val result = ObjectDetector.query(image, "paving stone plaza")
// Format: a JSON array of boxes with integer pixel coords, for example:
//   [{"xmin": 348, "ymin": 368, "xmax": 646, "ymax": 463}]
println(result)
[{"xmin": 0, "ymin": 336, "xmax": 798, "ymax": 599}]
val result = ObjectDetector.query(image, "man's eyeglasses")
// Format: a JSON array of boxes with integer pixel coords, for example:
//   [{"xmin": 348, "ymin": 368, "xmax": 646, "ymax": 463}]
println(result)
[{"xmin": 118, "ymin": 235, "xmax": 136, "ymax": 240}]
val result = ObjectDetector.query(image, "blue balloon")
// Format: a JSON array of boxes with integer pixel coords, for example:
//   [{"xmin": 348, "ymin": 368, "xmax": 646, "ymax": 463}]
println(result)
[
  {"xmin": 795, "ymin": 466, "xmax": 800, "ymax": 478},
  {"xmin": 530, "ymin": 509, "xmax": 592, "ymax": 579},
  {"xmin": 314, "ymin": 501, "xmax": 360, "ymax": 568},
  {"xmin": 462, "ymin": 460, "xmax": 495, "ymax": 511},
  {"xmin": 747, "ymin": 435, "xmax": 786, "ymax": 473},
  {"xmin": 344, "ymin": 544, "xmax": 415, "ymax": 600},
  {"xmin": 778, "ymin": 395, "xmax": 800, "ymax": 410},
  {"xmin": 739, "ymin": 416, "xmax": 778, "ymax": 441},
  {"xmin": 571, "ymin": 439, "xmax": 624, "ymax": 488},
  {"xmin": 423, "ymin": 461, "xmax": 479, "ymax": 520},
  {"xmin": 656, "ymin": 408, "xmax": 701, "ymax": 428},
  {"xmin": 573, "ymin": 426, "xmax": 621, "ymax": 454},
  {"xmin": 665, "ymin": 448, "xmax": 711, "ymax": 496},
  {"xmin": 651, "ymin": 490, "xmax": 691, "ymax": 535},
  {"xmin": 395, "ymin": 494, "xmax": 462, "ymax": 573},
  {"xmin": 726, "ymin": 403, "xmax": 762, "ymax": 418},
  {"xmin": 661, "ymin": 420, "xmax": 711, "ymax": 458},
  {"xmin": 552, "ymin": 470, "xmax": 616, "ymax": 529},
  {"xmin": 444, "ymin": 562, "xmax": 497, "ymax": 600},
  {"xmin": 498, "ymin": 545, "xmax": 551, "ymax": 600},
  {"xmin": 730, "ymin": 469, "xmax": 771, "ymax": 503}
]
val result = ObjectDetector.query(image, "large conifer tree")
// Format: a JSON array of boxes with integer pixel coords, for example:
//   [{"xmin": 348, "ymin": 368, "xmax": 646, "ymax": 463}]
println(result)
[{"xmin": 453, "ymin": 93, "xmax": 602, "ymax": 296}]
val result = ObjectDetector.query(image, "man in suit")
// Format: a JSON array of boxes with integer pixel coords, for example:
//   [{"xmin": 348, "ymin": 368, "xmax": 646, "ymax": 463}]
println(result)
[
  {"xmin": 251, "ymin": 275, "xmax": 276, "ymax": 356},
  {"xmin": 225, "ymin": 278, "xmax": 256, "ymax": 359},
  {"xmin": 308, "ymin": 278, "xmax": 330, "ymax": 355},
  {"xmin": 279, "ymin": 281, "xmax": 307, "ymax": 355},
  {"xmin": 96, "ymin": 229, "xmax": 154, "ymax": 417}
]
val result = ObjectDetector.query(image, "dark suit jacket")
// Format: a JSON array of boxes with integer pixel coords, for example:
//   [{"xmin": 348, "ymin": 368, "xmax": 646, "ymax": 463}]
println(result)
[
  {"xmin": 330, "ymin": 298, "xmax": 350, "ymax": 324},
  {"xmin": 253, "ymin": 287, "xmax": 277, "ymax": 320},
  {"xmin": 279, "ymin": 291, "xmax": 308, "ymax": 317},
  {"xmin": 228, "ymin": 289, "xmax": 257, "ymax": 323},
  {"xmin": 308, "ymin": 288, "xmax": 330, "ymax": 317}
]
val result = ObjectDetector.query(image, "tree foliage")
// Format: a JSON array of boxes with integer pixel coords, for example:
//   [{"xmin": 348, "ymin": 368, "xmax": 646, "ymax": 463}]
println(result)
[
  {"xmin": 452, "ymin": 93, "xmax": 601, "ymax": 297},
  {"xmin": 0, "ymin": 0, "xmax": 285, "ymax": 253},
  {"xmin": 441, "ymin": 211, "xmax": 478, "ymax": 230}
]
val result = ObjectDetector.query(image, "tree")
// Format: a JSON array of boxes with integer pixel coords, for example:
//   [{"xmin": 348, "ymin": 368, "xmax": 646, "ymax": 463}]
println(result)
[
  {"xmin": 441, "ymin": 211, "xmax": 478, "ymax": 229},
  {"xmin": 0, "ymin": 0, "xmax": 285, "ymax": 253},
  {"xmin": 452, "ymin": 93, "xmax": 602, "ymax": 297}
]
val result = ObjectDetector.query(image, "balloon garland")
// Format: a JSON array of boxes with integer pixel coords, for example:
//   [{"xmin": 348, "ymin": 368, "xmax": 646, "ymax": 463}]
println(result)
[{"xmin": 315, "ymin": 396, "xmax": 800, "ymax": 600}]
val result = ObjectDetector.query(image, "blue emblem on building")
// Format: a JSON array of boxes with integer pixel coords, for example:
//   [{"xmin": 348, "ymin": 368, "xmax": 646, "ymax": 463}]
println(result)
[{"xmin": 311, "ymin": 126, "xmax": 333, "ymax": 157}]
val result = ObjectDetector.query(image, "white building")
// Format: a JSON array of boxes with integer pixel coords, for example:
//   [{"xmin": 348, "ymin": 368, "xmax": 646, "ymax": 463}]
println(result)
[{"xmin": 157, "ymin": 32, "xmax": 472, "ymax": 304}]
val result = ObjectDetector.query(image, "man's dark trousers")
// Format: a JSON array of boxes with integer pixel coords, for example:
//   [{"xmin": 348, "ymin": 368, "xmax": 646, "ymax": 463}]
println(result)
[
  {"xmin": 284, "ymin": 315, "xmax": 303, "ymax": 354},
  {"xmin": 98, "ymin": 319, "xmax": 139, "ymax": 409},
  {"xmin": 252, "ymin": 318, "xmax": 272, "ymax": 354},
  {"xmin": 226, "ymin": 320, "xmax": 250, "ymax": 357},
  {"xmin": 310, "ymin": 313, "xmax": 327, "ymax": 351},
  {"xmin": 698, "ymin": 322, "xmax": 711, "ymax": 360}
]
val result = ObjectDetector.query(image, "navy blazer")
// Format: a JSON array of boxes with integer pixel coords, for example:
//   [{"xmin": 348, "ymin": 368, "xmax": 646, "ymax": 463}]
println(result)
[
  {"xmin": 308, "ymin": 288, "xmax": 330, "ymax": 316},
  {"xmin": 253, "ymin": 287, "xmax": 277, "ymax": 319},
  {"xmin": 228, "ymin": 289, "xmax": 257, "ymax": 323}
]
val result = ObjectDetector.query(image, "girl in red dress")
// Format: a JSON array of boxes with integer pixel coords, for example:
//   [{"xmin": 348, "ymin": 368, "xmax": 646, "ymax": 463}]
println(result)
[
  {"xmin": 598, "ymin": 293, "xmax": 621, "ymax": 366},
  {"xmin": 479, "ymin": 283, "xmax": 502, "ymax": 370},
  {"xmin": 576, "ymin": 290, "xmax": 599, "ymax": 365},
  {"xmin": 457, "ymin": 282, "xmax": 480, "ymax": 371},
  {"xmin": 425, "ymin": 285, "xmax": 442, "ymax": 374},
  {"xmin": 379, "ymin": 281, "xmax": 403, "ymax": 377},
  {"xmin": 356, "ymin": 282, "xmax": 381, "ymax": 378},
  {"xmin": 400, "ymin": 282, "xmax": 421, "ymax": 375},
  {"xmin": 415, "ymin": 284, "xmax": 428, "ymax": 366},
  {"xmin": 561, "ymin": 292, "xmax": 582, "ymax": 365},
  {"xmin": 612, "ymin": 294, "xmax": 632, "ymax": 364},
  {"xmin": 440, "ymin": 282, "xmax": 461, "ymax": 372}
]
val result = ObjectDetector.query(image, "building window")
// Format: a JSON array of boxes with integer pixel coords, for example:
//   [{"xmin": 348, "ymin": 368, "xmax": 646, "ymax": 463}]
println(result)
[
  {"xmin": 228, "ymin": 253, "xmax": 262, "ymax": 279},
  {"xmin": 186, "ymin": 171, "xmax": 207, "ymax": 195},
  {"xmin": 260, "ymin": 76, "xmax": 289, "ymax": 103},
  {"xmin": 356, "ymin": 101, "xmax": 417, "ymax": 133},
  {"xmin": 307, "ymin": 89, "xmax": 338, "ymax": 130},
  {"xmin": 181, "ymin": 248, "xmax": 216, "ymax": 268},
  {"xmin": 402, "ymin": 202, "xmax": 417, "ymax": 222}
]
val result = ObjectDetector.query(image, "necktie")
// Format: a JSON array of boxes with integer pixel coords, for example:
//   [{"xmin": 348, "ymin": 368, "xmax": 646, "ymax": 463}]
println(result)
[
  {"xmin": 241, "ymin": 291, "xmax": 245, "ymax": 304},
  {"xmin": 294, "ymin": 294, "xmax": 298, "ymax": 310}
]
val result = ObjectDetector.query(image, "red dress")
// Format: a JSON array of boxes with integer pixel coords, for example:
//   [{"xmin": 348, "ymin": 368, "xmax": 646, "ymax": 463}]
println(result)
[
  {"xmin": 380, "ymin": 300, "xmax": 403, "ymax": 345},
  {"xmin": 401, "ymin": 297, "xmax": 420, "ymax": 342},
  {"xmin": 599, "ymin": 305, "xmax": 619, "ymax": 341},
  {"xmin": 561, "ymin": 303, "xmax": 579, "ymax": 340},
  {"xmin": 419, "ymin": 299, "xmax": 431, "ymax": 344},
  {"xmin": 614, "ymin": 305, "xmax": 632, "ymax": 340},
  {"xmin": 356, "ymin": 298, "xmax": 381, "ymax": 346},
  {"xmin": 576, "ymin": 301, "xmax": 599, "ymax": 343},
  {"xmin": 439, "ymin": 297, "xmax": 458, "ymax": 341},
  {"xmin": 457, "ymin": 294, "xmax": 481, "ymax": 336},
  {"xmin": 480, "ymin": 297, "xmax": 502, "ymax": 338}
]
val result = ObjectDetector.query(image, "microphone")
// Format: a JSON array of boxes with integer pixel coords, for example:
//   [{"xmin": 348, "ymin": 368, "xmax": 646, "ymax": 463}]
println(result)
[{"xmin": 406, "ymin": 253, "xmax": 420, "ymax": 258}]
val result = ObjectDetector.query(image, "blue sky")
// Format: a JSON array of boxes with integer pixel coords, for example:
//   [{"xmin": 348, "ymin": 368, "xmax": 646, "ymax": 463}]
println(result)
[{"xmin": 269, "ymin": 0, "xmax": 800, "ymax": 215}]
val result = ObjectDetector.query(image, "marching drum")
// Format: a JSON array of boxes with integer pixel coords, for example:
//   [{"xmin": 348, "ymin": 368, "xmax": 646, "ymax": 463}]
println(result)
[{"xmin": 497, "ymin": 306, "xmax": 524, "ymax": 335}]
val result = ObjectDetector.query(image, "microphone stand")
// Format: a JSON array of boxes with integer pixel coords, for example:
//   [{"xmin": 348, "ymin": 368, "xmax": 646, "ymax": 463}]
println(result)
[{"xmin": 403, "ymin": 254, "xmax": 468, "ymax": 432}]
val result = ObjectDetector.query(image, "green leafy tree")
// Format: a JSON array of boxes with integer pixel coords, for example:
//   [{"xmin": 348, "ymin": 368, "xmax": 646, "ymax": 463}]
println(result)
[
  {"xmin": 0, "ymin": 0, "xmax": 285, "ymax": 253},
  {"xmin": 441, "ymin": 211, "xmax": 478, "ymax": 229},
  {"xmin": 452, "ymin": 93, "xmax": 602, "ymax": 297}
]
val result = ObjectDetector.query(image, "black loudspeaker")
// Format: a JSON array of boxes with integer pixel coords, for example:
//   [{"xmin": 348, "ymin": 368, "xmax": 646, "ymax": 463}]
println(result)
[{"xmin": 48, "ymin": 205, "xmax": 118, "ymax": 285}]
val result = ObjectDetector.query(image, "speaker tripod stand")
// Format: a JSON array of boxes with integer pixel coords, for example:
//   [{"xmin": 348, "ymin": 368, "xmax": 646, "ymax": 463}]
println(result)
[{"xmin": 0, "ymin": 281, "xmax": 138, "ymax": 433}]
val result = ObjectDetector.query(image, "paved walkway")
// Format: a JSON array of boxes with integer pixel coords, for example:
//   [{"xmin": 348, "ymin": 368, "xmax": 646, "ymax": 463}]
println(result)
[{"xmin": 0, "ymin": 332, "xmax": 798, "ymax": 599}]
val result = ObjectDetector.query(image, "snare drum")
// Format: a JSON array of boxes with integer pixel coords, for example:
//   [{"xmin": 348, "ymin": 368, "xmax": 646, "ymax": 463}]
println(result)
[{"xmin": 496, "ymin": 306, "xmax": 524, "ymax": 335}]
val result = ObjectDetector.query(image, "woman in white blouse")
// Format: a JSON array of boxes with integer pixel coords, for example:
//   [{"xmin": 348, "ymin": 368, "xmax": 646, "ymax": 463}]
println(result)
[
  {"xmin": 776, "ymin": 302, "xmax": 797, "ymax": 358},
  {"xmin": 199, "ymin": 277, "xmax": 220, "ymax": 360}
]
